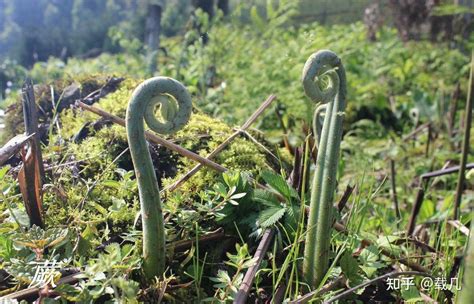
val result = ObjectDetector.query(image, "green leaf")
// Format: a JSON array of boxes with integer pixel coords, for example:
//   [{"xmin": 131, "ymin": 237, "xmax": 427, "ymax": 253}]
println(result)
[
  {"xmin": 253, "ymin": 188, "xmax": 280, "ymax": 207},
  {"xmin": 54, "ymin": 284, "xmax": 80, "ymax": 301},
  {"xmin": 89, "ymin": 201, "xmax": 108, "ymax": 216},
  {"xmin": 419, "ymin": 198, "xmax": 435, "ymax": 221},
  {"xmin": 0, "ymin": 235, "xmax": 13, "ymax": 261},
  {"xmin": 432, "ymin": 4, "xmax": 473, "ymax": 16},
  {"xmin": 359, "ymin": 245, "xmax": 385, "ymax": 277},
  {"xmin": 111, "ymin": 277, "xmax": 140, "ymax": 299},
  {"xmin": 340, "ymin": 252, "xmax": 363, "ymax": 286},
  {"xmin": 261, "ymin": 170, "xmax": 298, "ymax": 199},
  {"xmin": 258, "ymin": 205, "xmax": 286, "ymax": 228},
  {"xmin": 102, "ymin": 180, "xmax": 121, "ymax": 190},
  {"xmin": 401, "ymin": 285, "xmax": 423, "ymax": 302},
  {"xmin": 0, "ymin": 165, "xmax": 10, "ymax": 180},
  {"xmin": 213, "ymin": 182, "xmax": 227, "ymax": 197},
  {"xmin": 230, "ymin": 192, "xmax": 246, "ymax": 200},
  {"xmin": 13, "ymin": 225, "xmax": 69, "ymax": 251}
]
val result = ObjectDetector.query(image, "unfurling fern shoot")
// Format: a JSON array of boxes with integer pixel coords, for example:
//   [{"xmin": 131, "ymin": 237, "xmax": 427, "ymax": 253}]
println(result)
[
  {"xmin": 302, "ymin": 50, "xmax": 347, "ymax": 287},
  {"xmin": 126, "ymin": 77, "xmax": 192, "ymax": 280}
]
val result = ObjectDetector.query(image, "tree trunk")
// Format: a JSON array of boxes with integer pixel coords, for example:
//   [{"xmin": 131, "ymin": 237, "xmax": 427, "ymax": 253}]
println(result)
[
  {"xmin": 194, "ymin": 0, "xmax": 214, "ymax": 18},
  {"xmin": 217, "ymin": 0, "xmax": 229, "ymax": 16},
  {"xmin": 145, "ymin": 3, "xmax": 162, "ymax": 75}
]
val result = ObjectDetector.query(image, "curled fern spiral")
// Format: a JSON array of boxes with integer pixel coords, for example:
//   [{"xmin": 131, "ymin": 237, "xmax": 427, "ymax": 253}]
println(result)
[
  {"xmin": 126, "ymin": 77, "xmax": 192, "ymax": 279},
  {"xmin": 302, "ymin": 50, "xmax": 347, "ymax": 287}
]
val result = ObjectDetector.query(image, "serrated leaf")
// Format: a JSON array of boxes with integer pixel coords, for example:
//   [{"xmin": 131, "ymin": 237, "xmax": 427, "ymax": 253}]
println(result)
[
  {"xmin": 13, "ymin": 226, "xmax": 68, "ymax": 250},
  {"xmin": 54, "ymin": 283, "xmax": 80, "ymax": 301},
  {"xmin": 258, "ymin": 206, "xmax": 286, "ymax": 228},
  {"xmin": 253, "ymin": 188, "xmax": 280, "ymax": 207},
  {"xmin": 359, "ymin": 245, "xmax": 379, "ymax": 263},
  {"xmin": 6, "ymin": 259, "xmax": 36, "ymax": 283},
  {"xmin": 261, "ymin": 170, "xmax": 298, "ymax": 199},
  {"xmin": 340, "ymin": 252, "xmax": 363, "ymax": 286}
]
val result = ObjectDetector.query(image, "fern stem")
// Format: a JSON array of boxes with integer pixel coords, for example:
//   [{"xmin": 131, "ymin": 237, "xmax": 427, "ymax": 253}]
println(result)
[
  {"xmin": 302, "ymin": 50, "xmax": 347, "ymax": 287},
  {"xmin": 126, "ymin": 77, "xmax": 192, "ymax": 279},
  {"xmin": 458, "ymin": 214, "xmax": 474, "ymax": 304}
]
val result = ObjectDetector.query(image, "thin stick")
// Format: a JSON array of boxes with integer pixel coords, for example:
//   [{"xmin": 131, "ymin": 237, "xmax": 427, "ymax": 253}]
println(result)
[
  {"xmin": 448, "ymin": 83, "xmax": 461, "ymax": 142},
  {"xmin": 421, "ymin": 163, "xmax": 474, "ymax": 180},
  {"xmin": 425, "ymin": 123, "xmax": 432, "ymax": 157},
  {"xmin": 453, "ymin": 52, "xmax": 474, "ymax": 220},
  {"xmin": 234, "ymin": 229, "xmax": 275, "ymax": 304},
  {"xmin": 1, "ymin": 272, "xmax": 82, "ymax": 300},
  {"xmin": 402, "ymin": 122, "xmax": 430, "ymax": 141},
  {"xmin": 337, "ymin": 184, "xmax": 354, "ymax": 213},
  {"xmin": 447, "ymin": 220, "xmax": 470, "ymax": 236},
  {"xmin": 287, "ymin": 276, "xmax": 346, "ymax": 304},
  {"xmin": 390, "ymin": 159, "xmax": 401, "ymax": 221},
  {"xmin": 274, "ymin": 101, "xmax": 293, "ymax": 155},
  {"xmin": 239, "ymin": 129, "xmax": 280, "ymax": 164},
  {"xmin": 22, "ymin": 78, "xmax": 45, "ymax": 179},
  {"xmin": 392, "ymin": 237, "xmax": 438, "ymax": 254},
  {"xmin": 332, "ymin": 222, "xmax": 429, "ymax": 273},
  {"xmin": 76, "ymin": 101, "xmax": 227, "ymax": 173},
  {"xmin": 407, "ymin": 163, "xmax": 474, "ymax": 236},
  {"xmin": 407, "ymin": 183, "xmax": 425, "ymax": 236},
  {"xmin": 271, "ymin": 282, "xmax": 287, "ymax": 304},
  {"xmin": 20, "ymin": 79, "xmax": 44, "ymax": 228},
  {"xmin": 0, "ymin": 134, "xmax": 34, "ymax": 166},
  {"xmin": 323, "ymin": 271, "xmax": 432, "ymax": 304},
  {"xmin": 163, "ymin": 95, "xmax": 277, "ymax": 193},
  {"xmin": 169, "ymin": 228, "xmax": 227, "ymax": 252}
]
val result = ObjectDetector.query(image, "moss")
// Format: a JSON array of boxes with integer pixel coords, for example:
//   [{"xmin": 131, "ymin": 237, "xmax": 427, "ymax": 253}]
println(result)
[
  {"xmin": 2, "ymin": 74, "xmax": 111, "ymax": 143},
  {"xmin": 58, "ymin": 77, "xmax": 270, "ymax": 193},
  {"xmin": 40, "ymin": 76, "xmax": 271, "ymax": 244},
  {"xmin": 161, "ymin": 112, "xmax": 269, "ymax": 195}
]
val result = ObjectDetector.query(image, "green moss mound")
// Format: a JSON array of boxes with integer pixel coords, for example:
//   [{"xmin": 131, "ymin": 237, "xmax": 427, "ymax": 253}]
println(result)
[
  {"xmin": 2, "ymin": 74, "xmax": 115, "ymax": 142},
  {"xmin": 25, "ymin": 76, "xmax": 273, "ymax": 248}
]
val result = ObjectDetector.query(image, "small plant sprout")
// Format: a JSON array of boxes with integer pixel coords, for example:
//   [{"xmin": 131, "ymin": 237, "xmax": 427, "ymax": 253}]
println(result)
[
  {"xmin": 126, "ymin": 77, "xmax": 192, "ymax": 280},
  {"xmin": 302, "ymin": 50, "xmax": 347, "ymax": 287}
]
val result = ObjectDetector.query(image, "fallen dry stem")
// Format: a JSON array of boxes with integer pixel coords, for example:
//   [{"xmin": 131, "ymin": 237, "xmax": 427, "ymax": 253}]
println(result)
[
  {"xmin": 163, "ymin": 95, "xmax": 276, "ymax": 192},
  {"xmin": 76, "ymin": 101, "xmax": 226, "ymax": 173}
]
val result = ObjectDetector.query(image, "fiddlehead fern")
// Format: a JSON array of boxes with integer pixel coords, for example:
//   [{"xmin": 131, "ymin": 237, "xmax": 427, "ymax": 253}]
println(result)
[
  {"xmin": 302, "ymin": 50, "xmax": 347, "ymax": 287},
  {"xmin": 458, "ymin": 216, "xmax": 474, "ymax": 304},
  {"xmin": 312, "ymin": 104, "xmax": 327, "ymax": 150},
  {"xmin": 126, "ymin": 77, "xmax": 192, "ymax": 279}
]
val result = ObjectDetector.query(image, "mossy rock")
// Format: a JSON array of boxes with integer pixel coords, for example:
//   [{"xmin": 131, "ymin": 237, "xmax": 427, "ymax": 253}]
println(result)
[
  {"xmin": 39, "ymin": 76, "xmax": 278, "ymax": 244},
  {"xmin": 2, "ymin": 74, "xmax": 122, "ymax": 144}
]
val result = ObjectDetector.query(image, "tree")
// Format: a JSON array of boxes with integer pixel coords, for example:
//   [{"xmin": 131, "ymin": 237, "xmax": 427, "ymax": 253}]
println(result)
[{"xmin": 145, "ymin": 2, "xmax": 163, "ymax": 75}]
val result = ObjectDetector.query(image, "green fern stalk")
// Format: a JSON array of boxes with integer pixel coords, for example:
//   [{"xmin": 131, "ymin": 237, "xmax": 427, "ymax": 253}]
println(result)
[
  {"xmin": 458, "ymin": 214, "xmax": 474, "ymax": 303},
  {"xmin": 302, "ymin": 50, "xmax": 347, "ymax": 287},
  {"xmin": 126, "ymin": 77, "xmax": 192, "ymax": 279}
]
